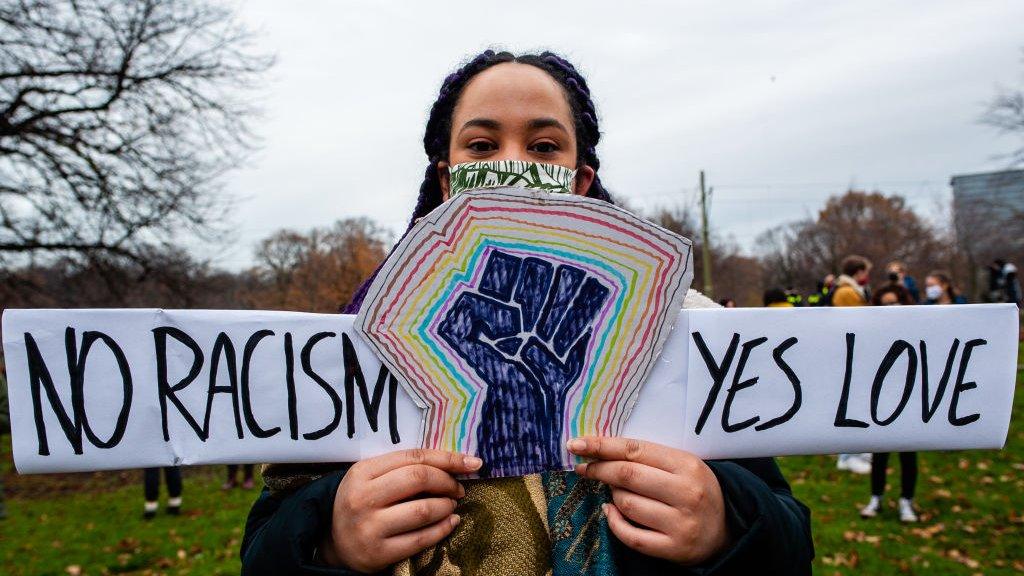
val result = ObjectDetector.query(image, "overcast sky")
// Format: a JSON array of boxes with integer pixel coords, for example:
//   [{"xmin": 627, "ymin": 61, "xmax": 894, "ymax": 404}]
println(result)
[{"xmin": 212, "ymin": 0, "xmax": 1024, "ymax": 268}]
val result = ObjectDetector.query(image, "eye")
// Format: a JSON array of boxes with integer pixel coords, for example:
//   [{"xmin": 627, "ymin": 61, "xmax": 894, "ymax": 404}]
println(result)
[
  {"xmin": 530, "ymin": 141, "xmax": 559, "ymax": 154},
  {"xmin": 468, "ymin": 140, "xmax": 497, "ymax": 153}
]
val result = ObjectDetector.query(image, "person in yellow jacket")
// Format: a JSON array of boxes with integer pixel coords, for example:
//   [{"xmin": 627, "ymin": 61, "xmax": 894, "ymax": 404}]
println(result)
[{"xmin": 831, "ymin": 255, "xmax": 872, "ymax": 307}]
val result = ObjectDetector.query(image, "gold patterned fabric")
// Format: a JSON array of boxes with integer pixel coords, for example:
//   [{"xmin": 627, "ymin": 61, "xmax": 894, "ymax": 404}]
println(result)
[{"xmin": 393, "ymin": 474, "xmax": 553, "ymax": 576}]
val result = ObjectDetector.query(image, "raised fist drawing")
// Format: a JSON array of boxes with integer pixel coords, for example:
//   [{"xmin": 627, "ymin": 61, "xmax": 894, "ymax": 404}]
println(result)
[{"xmin": 437, "ymin": 249, "xmax": 610, "ymax": 476}]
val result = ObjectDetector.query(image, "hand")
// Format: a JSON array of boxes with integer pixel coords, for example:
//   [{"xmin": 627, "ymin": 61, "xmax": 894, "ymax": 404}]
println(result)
[
  {"xmin": 567, "ymin": 437, "xmax": 729, "ymax": 565},
  {"xmin": 320, "ymin": 449, "xmax": 483, "ymax": 572}
]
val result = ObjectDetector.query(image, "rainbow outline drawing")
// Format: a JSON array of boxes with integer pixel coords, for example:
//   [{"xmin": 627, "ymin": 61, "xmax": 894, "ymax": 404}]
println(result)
[{"xmin": 355, "ymin": 188, "xmax": 693, "ymax": 477}]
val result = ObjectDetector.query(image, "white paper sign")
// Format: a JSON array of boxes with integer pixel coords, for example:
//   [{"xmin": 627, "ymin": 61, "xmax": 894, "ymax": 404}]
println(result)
[
  {"xmin": 677, "ymin": 305, "xmax": 1019, "ymax": 458},
  {"xmin": 2, "ymin": 309, "xmax": 422, "ymax": 473},
  {"xmin": 2, "ymin": 305, "xmax": 1018, "ymax": 474}
]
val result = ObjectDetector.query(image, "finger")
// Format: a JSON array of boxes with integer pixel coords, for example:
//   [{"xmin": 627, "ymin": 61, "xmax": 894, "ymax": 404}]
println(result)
[
  {"xmin": 356, "ymin": 449, "xmax": 483, "ymax": 480},
  {"xmin": 610, "ymin": 487, "xmax": 678, "ymax": 533},
  {"xmin": 577, "ymin": 460, "xmax": 681, "ymax": 504},
  {"xmin": 603, "ymin": 503, "xmax": 675, "ymax": 559},
  {"xmin": 382, "ymin": 514, "xmax": 461, "ymax": 560},
  {"xmin": 567, "ymin": 437, "xmax": 693, "ymax": 474},
  {"xmin": 371, "ymin": 464, "xmax": 464, "ymax": 506},
  {"xmin": 377, "ymin": 497, "xmax": 458, "ymax": 537}
]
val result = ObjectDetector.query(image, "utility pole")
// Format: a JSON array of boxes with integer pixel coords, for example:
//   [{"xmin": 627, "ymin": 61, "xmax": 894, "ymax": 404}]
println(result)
[{"xmin": 699, "ymin": 170, "xmax": 714, "ymax": 299}]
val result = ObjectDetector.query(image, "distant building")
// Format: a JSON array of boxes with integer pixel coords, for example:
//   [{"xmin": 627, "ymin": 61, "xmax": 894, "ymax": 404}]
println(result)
[
  {"xmin": 951, "ymin": 169, "xmax": 1024, "ymax": 221},
  {"xmin": 950, "ymin": 169, "xmax": 1024, "ymax": 298}
]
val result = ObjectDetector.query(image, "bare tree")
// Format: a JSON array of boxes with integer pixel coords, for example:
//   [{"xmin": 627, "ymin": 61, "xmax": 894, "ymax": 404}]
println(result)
[
  {"xmin": 646, "ymin": 204, "xmax": 765, "ymax": 306},
  {"xmin": 756, "ymin": 190, "xmax": 953, "ymax": 295},
  {"xmin": 0, "ymin": 0, "xmax": 272, "ymax": 273},
  {"xmin": 246, "ymin": 218, "xmax": 391, "ymax": 313},
  {"xmin": 0, "ymin": 248, "xmax": 251, "ymax": 310},
  {"xmin": 756, "ymin": 221, "xmax": 817, "ymax": 292},
  {"xmin": 981, "ymin": 48, "xmax": 1024, "ymax": 167}
]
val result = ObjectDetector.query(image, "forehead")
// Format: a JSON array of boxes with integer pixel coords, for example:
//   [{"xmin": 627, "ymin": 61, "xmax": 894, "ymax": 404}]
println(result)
[{"xmin": 452, "ymin": 62, "xmax": 572, "ymax": 125}]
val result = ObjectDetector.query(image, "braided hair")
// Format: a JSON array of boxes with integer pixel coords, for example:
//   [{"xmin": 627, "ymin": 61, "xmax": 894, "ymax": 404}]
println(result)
[{"xmin": 345, "ymin": 50, "xmax": 612, "ymax": 313}]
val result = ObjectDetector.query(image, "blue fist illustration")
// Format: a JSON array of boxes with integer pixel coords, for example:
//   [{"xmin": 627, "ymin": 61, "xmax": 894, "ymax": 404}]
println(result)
[{"xmin": 437, "ymin": 250, "xmax": 610, "ymax": 476}]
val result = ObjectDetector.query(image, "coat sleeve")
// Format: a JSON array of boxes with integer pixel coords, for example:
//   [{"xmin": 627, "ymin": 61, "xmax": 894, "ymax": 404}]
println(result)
[
  {"xmin": 242, "ymin": 458, "xmax": 812, "ymax": 575},
  {"xmin": 241, "ymin": 468, "xmax": 385, "ymax": 576},
  {"xmin": 616, "ymin": 457, "xmax": 813, "ymax": 575}
]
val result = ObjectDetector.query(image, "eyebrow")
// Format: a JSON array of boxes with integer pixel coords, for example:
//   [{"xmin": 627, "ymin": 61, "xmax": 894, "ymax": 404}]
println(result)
[
  {"xmin": 459, "ymin": 118, "xmax": 501, "ymax": 133},
  {"xmin": 457, "ymin": 117, "xmax": 570, "ymax": 134},
  {"xmin": 527, "ymin": 117, "xmax": 570, "ymax": 133}
]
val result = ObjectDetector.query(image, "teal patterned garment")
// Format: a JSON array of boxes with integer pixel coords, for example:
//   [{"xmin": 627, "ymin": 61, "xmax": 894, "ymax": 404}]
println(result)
[
  {"xmin": 543, "ymin": 471, "xmax": 618, "ymax": 576},
  {"xmin": 449, "ymin": 160, "xmax": 577, "ymax": 196}
]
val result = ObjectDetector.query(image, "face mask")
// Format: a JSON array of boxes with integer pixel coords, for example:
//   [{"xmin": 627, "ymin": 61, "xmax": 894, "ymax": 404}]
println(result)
[
  {"xmin": 925, "ymin": 285, "xmax": 944, "ymax": 300},
  {"xmin": 448, "ymin": 160, "xmax": 576, "ymax": 196}
]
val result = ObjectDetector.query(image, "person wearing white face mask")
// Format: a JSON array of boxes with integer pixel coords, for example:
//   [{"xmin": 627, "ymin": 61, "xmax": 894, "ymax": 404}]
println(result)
[{"xmin": 924, "ymin": 271, "xmax": 967, "ymax": 305}]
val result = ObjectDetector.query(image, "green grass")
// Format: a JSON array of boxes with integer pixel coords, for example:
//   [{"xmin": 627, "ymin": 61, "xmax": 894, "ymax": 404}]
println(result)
[
  {"xmin": 776, "ymin": 344, "xmax": 1024, "ymax": 575},
  {"xmin": 0, "ymin": 462, "xmax": 258, "ymax": 575},
  {"xmin": 1, "ymin": 345, "xmax": 1021, "ymax": 575}
]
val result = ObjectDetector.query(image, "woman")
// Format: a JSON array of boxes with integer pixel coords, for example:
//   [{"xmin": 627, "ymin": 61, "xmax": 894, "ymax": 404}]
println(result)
[
  {"xmin": 924, "ymin": 270, "xmax": 967, "ymax": 305},
  {"xmin": 860, "ymin": 283, "xmax": 919, "ymax": 523},
  {"xmin": 240, "ymin": 50, "xmax": 813, "ymax": 575}
]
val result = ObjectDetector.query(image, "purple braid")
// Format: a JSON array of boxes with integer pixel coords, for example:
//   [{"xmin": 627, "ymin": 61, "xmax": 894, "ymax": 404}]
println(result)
[{"xmin": 344, "ymin": 50, "xmax": 612, "ymax": 314}]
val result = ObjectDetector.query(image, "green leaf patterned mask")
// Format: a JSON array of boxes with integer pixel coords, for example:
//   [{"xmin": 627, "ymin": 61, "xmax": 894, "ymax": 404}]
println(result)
[{"xmin": 449, "ymin": 160, "xmax": 577, "ymax": 196}]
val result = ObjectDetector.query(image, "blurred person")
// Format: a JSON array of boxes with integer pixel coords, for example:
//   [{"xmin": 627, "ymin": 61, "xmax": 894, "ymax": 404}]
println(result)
[
  {"xmin": 832, "ymin": 255, "xmax": 872, "ymax": 307},
  {"xmin": 764, "ymin": 287, "xmax": 793, "ymax": 308},
  {"xmin": 785, "ymin": 287, "xmax": 804, "ymax": 307},
  {"xmin": 807, "ymin": 274, "xmax": 835, "ymax": 307},
  {"xmin": 225, "ymin": 464, "xmax": 256, "ymax": 490},
  {"xmin": 870, "ymin": 283, "xmax": 913, "ymax": 307},
  {"xmin": 717, "ymin": 297, "xmax": 736, "ymax": 308},
  {"xmin": 143, "ymin": 467, "xmax": 183, "ymax": 519},
  {"xmin": 989, "ymin": 259, "xmax": 1021, "ymax": 306},
  {"xmin": 832, "ymin": 255, "xmax": 873, "ymax": 474},
  {"xmin": 924, "ymin": 271, "xmax": 967, "ymax": 305},
  {"xmin": 885, "ymin": 261, "xmax": 919, "ymax": 303},
  {"xmin": 861, "ymin": 283, "xmax": 919, "ymax": 522}
]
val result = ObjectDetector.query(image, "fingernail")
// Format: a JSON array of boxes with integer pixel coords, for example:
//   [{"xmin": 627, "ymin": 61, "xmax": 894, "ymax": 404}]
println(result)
[
  {"xmin": 574, "ymin": 463, "xmax": 588, "ymax": 476},
  {"xmin": 601, "ymin": 503, "xmax": 608, "ymax": 515},
  {"xmin": 464, "ymin": 456, "xmax": 483, "ymax": 470},
  {"xmin": 457, "ymin": 484, "xmax": 466, "ymax": 498},
  {"xmin": 451, "ymin": 514, "xmax": 461, "ymax": 527},
  {"xmin": 567, "ymin": 439, "xmax": 586, "ymax": 453}
]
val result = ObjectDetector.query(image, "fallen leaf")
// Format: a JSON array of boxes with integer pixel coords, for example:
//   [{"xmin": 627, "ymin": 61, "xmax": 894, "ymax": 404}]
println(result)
[{"xmin": 911, "ymin": 523, "xmax": 945, "ymax": 539}]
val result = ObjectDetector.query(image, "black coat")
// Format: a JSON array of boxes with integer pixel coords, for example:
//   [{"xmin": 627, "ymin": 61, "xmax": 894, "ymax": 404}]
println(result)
[{"xmin": 240, "ymin": 457, "xmax": 813, "ymax": 575}]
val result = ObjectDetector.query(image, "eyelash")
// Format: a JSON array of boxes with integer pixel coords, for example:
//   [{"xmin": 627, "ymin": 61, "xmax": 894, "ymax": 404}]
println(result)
[
  {"xmin": 530, "ymin": 141, "xmax": 559, "ymax": 154},
  {"xmin": 467, "ymin": 140, "xmax": 496, "ymax": 153},
  {"xmin": 464, "ymin": 139, "xmax": 561, "ymax": 154}
]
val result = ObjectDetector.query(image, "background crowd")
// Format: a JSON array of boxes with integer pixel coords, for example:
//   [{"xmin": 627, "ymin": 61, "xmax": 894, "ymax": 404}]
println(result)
[{"xmin": 717, "ymin": 254, "xmax": 1021, "ymax": 528}]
